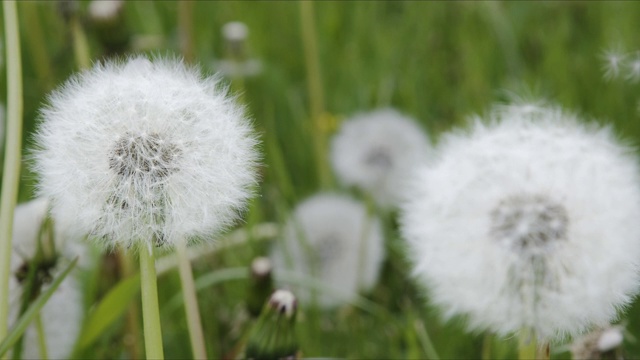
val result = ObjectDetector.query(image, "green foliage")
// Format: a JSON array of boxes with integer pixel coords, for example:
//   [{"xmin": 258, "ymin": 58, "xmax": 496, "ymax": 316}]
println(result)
[{"xmin": 3, "ymin": 1, "xmax": 640, "ymax": 358}]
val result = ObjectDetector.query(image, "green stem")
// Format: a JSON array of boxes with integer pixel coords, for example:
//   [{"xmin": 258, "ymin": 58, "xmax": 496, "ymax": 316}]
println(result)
[
  {"xmin": 0, "ymin": 0, "xmax": 23, "ymax": 346},
  {"xmin": 178, "ymin": 1, "xmax": 194, "ymax": 63},
  {"xmin": 414, "ymin": 319, "xmax": 439, "ymax": 360},
  {"xmin": 35, "ymin": 314, "xmax": 48, "ymax": 360},
  {"xmin": 139, "ymin": 246, "xmax": 164, "ymax": 360},
  {"xmin": 518, "ymin": 329, "xmax": 537, "ymax": 360},
  {"xmin": 299, "ymin": 0, "xmax": 331, "ymax": 188},
  {"xmin": 71, "ymin": 15, "xmax": 91, "ymax": 69},
  {"xmin": 481, "ymin": 333, "xmax": 492, "ymax": 360},
  {"xmin": 176, "ymin": 242, "xmax": 207, "ymax": 359}
]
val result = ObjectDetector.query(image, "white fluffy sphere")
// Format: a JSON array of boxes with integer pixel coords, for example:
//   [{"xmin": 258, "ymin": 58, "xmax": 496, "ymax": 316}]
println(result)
[
  {"xmin": 9, "ymin": 198, "xmax": 84, "ymax": 359},
  {"xmin": 330, "ymin": 108, "xmax": 431, "ymax": 209},
  {"xmin": 33, "ymin": 56, "xmax": 260, "ymax": 250},
  {"xmin": 401, "ymin": 103, "xmax": 640, "ymax": 340},
  {"xmin": 270, "ymin": 193, "xmax": 385, "ymax": 308}
]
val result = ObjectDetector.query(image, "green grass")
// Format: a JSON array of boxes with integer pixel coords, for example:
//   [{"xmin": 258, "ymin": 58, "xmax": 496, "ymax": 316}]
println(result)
[{"xmin": 3, "ymin": 1, "xmax": 640, "ymax": 358}]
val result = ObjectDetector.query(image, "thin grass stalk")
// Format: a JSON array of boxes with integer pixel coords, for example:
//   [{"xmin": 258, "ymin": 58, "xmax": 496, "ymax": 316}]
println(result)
[
  {"xmin": 35, "ymin": 314, "xmax": 48, "ymax": 360},
  {"xmin": 299, "ymin": 0, "xmax": 331, "ymax": 188},
  {"xmin": 175, "ymin": 241, "xmax": 207, "ymax": 359},
  {"xmin": 139, "ymin": 246, "xmax": 164, "ymax": 360},
  {"xmin": 0, "ymin": 0, "xmax": 23, "ymax": 345},
  {"xmin": 518, "ymin": 329, "xmax": 537, "ymax": 360},
  {"xmin": 178, "ymin": 1, "xmax": 195, "ymax": 63},
  {"xmin": 71, "ymin": 15, "xmax": 91, "ymax": 69},
  {"xmin": 22, "ymin": 2, "xmax": 53, "ymax": 90}
]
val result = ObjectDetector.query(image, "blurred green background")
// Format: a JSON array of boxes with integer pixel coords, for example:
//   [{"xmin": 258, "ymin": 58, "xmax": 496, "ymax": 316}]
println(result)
[{"xmin": 2, "ymin": 1, "xmax": 640, "ymax": 358}]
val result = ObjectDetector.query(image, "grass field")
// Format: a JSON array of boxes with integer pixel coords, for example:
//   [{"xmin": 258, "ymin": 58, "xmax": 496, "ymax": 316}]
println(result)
[{"xmin": 3, "ymin": 1, "xmax": 640, "ymax": 359}]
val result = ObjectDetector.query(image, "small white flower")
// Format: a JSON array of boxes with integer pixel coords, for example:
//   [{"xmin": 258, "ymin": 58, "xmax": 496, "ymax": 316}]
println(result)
[
  {"xmin": 222, "ymin": 21, "xmax": 249, "ymax": 43},
  {"xmin": 330, "ymin": 108, "xmax": 431, "ymax": 209},
  {"xmin": 33, "ymin": 56, "xmax": 260, "ymax": 251},
  {"xmin": 88, "ymin": 0, "xmax": 124, "ymax": 22},
  {"xmin": 401, "ymin": 103, "xmax": 640, "ymax": 340},
  {"xmin": 9, "ymin": 198, "xmax": 84, "ymax": 359},
  {"xmin": 270, "ymin": 193, "xmax": 385, "ymax": 308},
  {"xmin": 602, "ymin": 48, "xmax": 626, "ymax": 80}
]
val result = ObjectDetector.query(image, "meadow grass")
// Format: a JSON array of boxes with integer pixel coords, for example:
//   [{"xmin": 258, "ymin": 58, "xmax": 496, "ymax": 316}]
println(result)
[{"xmin": 3, "ymin": 1, "xmax": 640, "ymax": 358}]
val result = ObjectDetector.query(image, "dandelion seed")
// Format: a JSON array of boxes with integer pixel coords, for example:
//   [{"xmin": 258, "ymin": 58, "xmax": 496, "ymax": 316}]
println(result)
[
  {"xmin": 330, "ymin": 108, "xmax": 431, "ymax": 209},
  {"xmin": 8, "ymin": 198, "xmax": 84, "ymax": 359},
  {"xmin": 270, "ymin": 193, "xmax": 385, "ymax": 308},
  {"xmin": 401, "ymin": 103, "xmax": 640, "ymax": 340},
  {"xmin": 602, "ymin": 48, "xmax": 626, "ymax": 80},
  {"xmin": 33, "ymin": 56, "xmax": 260, "ymax": 251}
]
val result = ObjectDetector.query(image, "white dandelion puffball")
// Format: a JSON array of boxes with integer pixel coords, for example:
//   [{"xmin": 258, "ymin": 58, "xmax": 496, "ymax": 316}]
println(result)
[
  {"xmin": 9, "ymin": 198, "xmax": 84, "ymax": 359},
  {"xmin": 401, "ymin": 103, "xmax": 640, "ymax": 339},
  {"xmin": 270, "ymin": 193, "xmax": 385, "ymax": 308},
  {"xmin": 330, "ymin": 108, "xmax": 431, "ymax": 208},
  {"xmin": 33, "ymin": 56, "xmax": 260, "ymax": 250}
]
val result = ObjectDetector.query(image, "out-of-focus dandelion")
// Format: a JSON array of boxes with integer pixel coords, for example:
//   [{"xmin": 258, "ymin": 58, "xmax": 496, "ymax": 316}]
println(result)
[
  {"xmin": 33, "ymin": 56, "xmax": 260, "ymax": 359},
  {"xmin": 625, "ymin": 51, "xmax": 640, "ymax": 83},
  {"xmin": 330, "ymin": 108, "xmax": 431, "ymax": 209},
  {"xmin": 401, "ymin": 103, "xmax": 640, "ymax": 345},
  {"xmin": 570, "ymin": 326, "xmax": 624, "ymax": 359},
  {"xmin": 270, "ymin": 193, "xmax": 384, "ymax": 308},
  {"xmin": 8, "ymin": 198, "xmax": 84, "ymax": 359},
  {"xmin": 215, "ymin": 21, "xmax": 262, "ymax": 78},
  {"xmin": 88, "ymin": 0, "xmax": 130, "ymax": 55}
]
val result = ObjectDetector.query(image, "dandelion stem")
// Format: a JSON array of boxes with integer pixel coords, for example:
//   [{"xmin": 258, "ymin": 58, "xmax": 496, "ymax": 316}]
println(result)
[
  {"xmin": 71, "ymin": 14, "xmax": 91, "ymax": 69},
  {"xmin": 139, "ymin": 246, "xmax": 164, "ymax": 360},
  {"xmin": 176, "ymin": 241, "xmax": 207, "ymax": 359},
  {"xmin": 518, "ymin": 329, "xmax": 537, "ymax": 360},
  {"xmin": 0, "ymin": 0, "xmax": 23, "ymax": 345},
  {"xmin": 299, "ymin": 0, "xmax": 331, "ymax": 188},
  {"xmin": 481, "ymin": 333, "xmax": 492, "ymax": 360},
  {"xmin": 178, "ymin": 1, "xmax": 194, "ymax": 63},
  {"xmin": 35, "ymin": 314, "xmax": 48, "ymax": 360}
]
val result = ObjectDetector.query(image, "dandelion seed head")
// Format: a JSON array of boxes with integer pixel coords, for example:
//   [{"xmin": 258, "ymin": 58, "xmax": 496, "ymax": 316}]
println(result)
[
  {"xmin": 8, "ymin": 199, "xmax": 85, "ymax": 359},
  {"xmin": 401, "ymin": 103, "xmax": 640, "ymax": 339},
  {"xmin": 222, "ymin": 21, "xmax": 249, "ymax": 43},
  {"xmin": 330, "ymin": 108, "xmax": 431, "ymax": 209},
  {"xmin": 270, "ymin": 193, "xmax": 385, "ymax": 308},
  {"xmin": 33, "ymin": 56, "xmax": 260, "ymax": 251}
]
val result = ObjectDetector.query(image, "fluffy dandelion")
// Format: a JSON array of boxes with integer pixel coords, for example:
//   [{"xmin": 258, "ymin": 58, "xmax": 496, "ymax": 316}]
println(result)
[
  {"xmin": 330, "ymin": 108, "xmax": 431, "ymax": 209},
  {"xmin": 270, "ymin": 193, "xmax": 384, "ymax": 308},
  {"xmin": 33, "ymin": 56, "xmax": 259, "ymax": 359},
  {"xmin": 33, "ymin": 56, "xmax": 259, "ymax": 250},
  {"xmin": 401, "ymin": 103, "xmax": 640, "ymax": 342},
  {"xmin": 9, "ymin": 198, "xmax": 84, "ymax": 359}
]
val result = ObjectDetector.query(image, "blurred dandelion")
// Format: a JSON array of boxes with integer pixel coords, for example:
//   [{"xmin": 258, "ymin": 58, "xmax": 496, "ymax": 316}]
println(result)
[
  {"xmin": 215, "ymin": 21, "xmax": 262, "ymax": 78},
  {"xmin": 330, "ymin": 108, "xmax": 431, "ymax": 209},
  {"xmin": 8, "ymin": 198, "xmax": 84, "ymax": 359},
  {"xmin": 270, "ymin": 193, "xmax": 384, "ymax": 308},
  {"xmin": 401, "ymin": 103, "xmax": 640, "ymax": 342}
]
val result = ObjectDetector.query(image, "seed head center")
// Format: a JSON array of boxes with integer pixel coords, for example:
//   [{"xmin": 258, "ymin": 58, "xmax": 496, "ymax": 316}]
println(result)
[
  {"xmin": 365, "ymin": 147, "xmax": 393, "ymax": 170},
  {"xmin": 109, "ymin": 132, "xmax": 180, "ymax": 180},
  {"xmin": 490, "ymin": 195, "xmax": 569, "ymax": 253}
]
